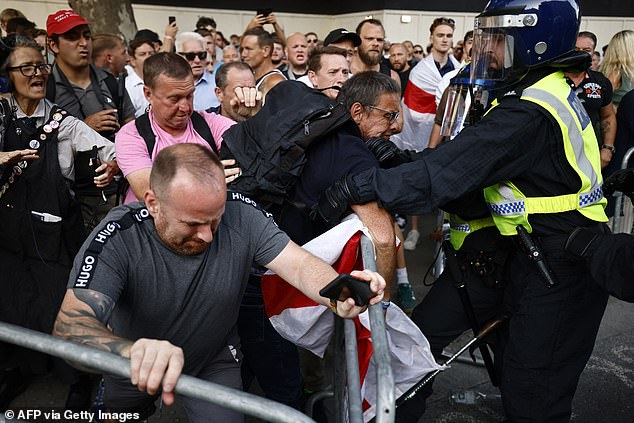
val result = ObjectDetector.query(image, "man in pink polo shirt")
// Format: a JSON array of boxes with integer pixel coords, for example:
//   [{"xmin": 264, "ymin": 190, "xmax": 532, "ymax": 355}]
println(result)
[{"xmin": 116, "ymin": 52, "xmax": 257, "ymax": 203}]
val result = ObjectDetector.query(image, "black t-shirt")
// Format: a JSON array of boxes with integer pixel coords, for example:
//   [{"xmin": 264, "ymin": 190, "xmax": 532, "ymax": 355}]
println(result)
[
  {"xmin": 398, "ymin": 68, "xmax": 411, "ymax": 97},
  {"xmin": 570, "ymin": 69, "xmax": 613, "ymax": 145},
  {"xmin": 278, "ymin": 121, "xmax": 379, "ymax": 244},
  {"xmin": 435, "ymin": 59, "xmax": 456, "ymax": 77}
]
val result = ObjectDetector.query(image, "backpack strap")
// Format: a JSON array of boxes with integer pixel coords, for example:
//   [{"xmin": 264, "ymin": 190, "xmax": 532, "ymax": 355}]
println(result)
[
  {"xmin": 134, "ymin": 112, "xmax": 218, "ymax": 159},
  {"xmin": 103, "ymin": 72, "xmax": 125, "ymax": 127},
  {"xmin": 134, "ymin": 112, "xmax": 156, "ymax": 159},
  {"xmin": 191, "ymin": 111, "xmax": 218, "ymax": 156}
]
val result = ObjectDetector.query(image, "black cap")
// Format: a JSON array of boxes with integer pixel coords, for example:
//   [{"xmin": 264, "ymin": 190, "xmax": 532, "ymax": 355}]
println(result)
[
  {"xmin": 323, "ymin": 28, "xmax": 361, "ymax": 47},
  {"xmin": 134, "ymin": 29, "xmax": 162, "ymax": 46}
]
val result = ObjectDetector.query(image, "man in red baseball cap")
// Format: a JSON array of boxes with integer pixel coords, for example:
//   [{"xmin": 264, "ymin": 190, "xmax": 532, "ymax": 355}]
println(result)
[{"xmin": 45, "ymin": 8, "xmax": 134, "ymax": 271}]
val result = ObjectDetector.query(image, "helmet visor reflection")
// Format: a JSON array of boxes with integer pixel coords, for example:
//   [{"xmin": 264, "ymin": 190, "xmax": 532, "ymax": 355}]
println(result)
[{"xmin": 470, "ymin": 28, "xmax": 515, "ymax": 84}]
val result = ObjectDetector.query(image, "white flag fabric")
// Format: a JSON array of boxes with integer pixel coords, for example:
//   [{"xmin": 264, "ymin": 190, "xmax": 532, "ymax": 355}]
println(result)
[
  {"xmin": 261, "ymin": 216, "xmax": 442, "ymax": 421},
  {"xmin": 392, "ymin": 54, "xmax": 460, "ymax": 152}
]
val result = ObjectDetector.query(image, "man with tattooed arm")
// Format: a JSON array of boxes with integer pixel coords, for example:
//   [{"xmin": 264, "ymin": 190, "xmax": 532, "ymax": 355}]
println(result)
[{"xmin": 53, "ymin": 143, "xmax": 385, "ymax": 422}]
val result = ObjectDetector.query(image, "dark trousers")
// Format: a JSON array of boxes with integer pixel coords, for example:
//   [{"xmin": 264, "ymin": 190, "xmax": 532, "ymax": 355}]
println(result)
[
  {"xmin": 103, "ymin": 344, "xmax": 243, "ymax": 422},
  {"xmin": 237, "ymin": 277, "xmax": 303, "ymax": 407},
  {"xmin": 395, "ymin": 249, "xmax": 505, "ymax": 422},
  {"xmin": 501, "ymin": 246, "xmax": 609, "ymax": 422}
]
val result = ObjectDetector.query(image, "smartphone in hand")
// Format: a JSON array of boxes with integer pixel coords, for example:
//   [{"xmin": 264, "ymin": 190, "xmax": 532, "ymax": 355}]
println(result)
[
  {"xmin": 319, "ymin": 273, "xmax": 373, "ymax": 307},
  {"xmin": 168, "ymin": 16, "xmax": 176, "ymax": 24},
  {"xmin": 257, "ymin": 8, "xmax": 273, "ymax": 17}
]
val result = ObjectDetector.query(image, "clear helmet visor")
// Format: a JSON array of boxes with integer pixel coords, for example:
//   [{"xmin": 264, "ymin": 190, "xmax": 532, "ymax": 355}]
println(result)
[
  {"xmin": 470, "ymin": 28, "xmax": 515, "ymax": 85},
  {"xmin": 440, "ymin": 84, "xmax": 469, "ymax": 139}
]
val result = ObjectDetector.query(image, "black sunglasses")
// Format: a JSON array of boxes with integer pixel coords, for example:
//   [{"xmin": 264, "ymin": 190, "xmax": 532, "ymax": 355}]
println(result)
[
  {"xmin": 414, "ymin": 49, "xmax": 423, "ymax": 54},
  {"xmin": 434, "ymin": 17, "xmax": 455, "ymax": 26},
  {"xmin": 178, "ymin": 51, "xmax": 208, "ymax": 61}
]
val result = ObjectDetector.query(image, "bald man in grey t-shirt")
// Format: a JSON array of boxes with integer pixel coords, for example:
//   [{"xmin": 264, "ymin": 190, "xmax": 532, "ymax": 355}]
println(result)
[{"xmin": 53, "ymin": 143, "xmax": 385, "ymax": 422}]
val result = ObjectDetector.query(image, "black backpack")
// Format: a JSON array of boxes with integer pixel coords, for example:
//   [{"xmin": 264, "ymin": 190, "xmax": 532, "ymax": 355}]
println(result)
[{"xmin": 220, "ymin": 80, "xmax": 350, "ymax": 206}]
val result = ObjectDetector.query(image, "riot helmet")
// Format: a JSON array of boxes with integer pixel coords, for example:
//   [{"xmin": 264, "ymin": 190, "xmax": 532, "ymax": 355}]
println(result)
[{"xmin": 470, "ymin": 0, "xmax": 581, "ymax": 87}]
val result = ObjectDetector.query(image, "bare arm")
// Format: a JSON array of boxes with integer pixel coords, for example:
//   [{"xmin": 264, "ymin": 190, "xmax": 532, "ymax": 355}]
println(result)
[
  {"xmin": 265, "ymin": 241, "xmax": 386, "ymax": 317},
  {"xmin": 351, "ymin": 202, "xmax": 396, "ymax": 300},
  {"xmin": 54, "ymin": 289, "xmax": 184, "ymax": 405},
  {"xmin": 428, "ymin": 123, "xmax": 443, "ymax": 149},
  {"xmin": 599, "ymin": 103, "xmax": 617, "ymax": 168},
  {"xmin": 259, "ymin": 74, "xmax": 286, "ymax": 103},
  {"xmin": 267, "ymin": 14, "xmax": 286, "ymax": 42},
  {"xmin": 160, "ymin": 22, "xmax": 178, "ymax": 53},
  {"xmin": 0, "ymin": 149, "xmax": 38, "ymax": 166},
  {"xmin": 126, "ymin": 168, "xmax": 152, "ymax": 201},
  {"xmin": 53, "ymin": 289, "xmax": 129, "ymax": 355}
]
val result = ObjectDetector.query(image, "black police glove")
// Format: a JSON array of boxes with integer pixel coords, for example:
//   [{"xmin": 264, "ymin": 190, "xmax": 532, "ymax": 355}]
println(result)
[
  {"xmin": 602, "ymin": 169, "xmax": 634, "ymax": 199},
  {"xmin": 311, "ymin": 175, "xmax": 361, "ymax": 223},
  {"xmin": 366, "ymin": 138, "xmax": 415, "ymax": 168}
]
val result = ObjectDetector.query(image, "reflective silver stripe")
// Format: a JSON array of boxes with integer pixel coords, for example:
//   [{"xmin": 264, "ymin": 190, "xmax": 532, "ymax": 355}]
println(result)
[
  {"xmin": 476, "ymin": 14, "xmax": 538, "ymax": 29},
  {"xmin": 488, "ymin": 199, "xmax": 525, "ymax": 216},
  {"xmin": 487, "ymin": 186, "xmax": 603, "ymax": 216},
  {"xmin": 450, "ymin": 223, "xmax": 471, "ymax": 233},
  {"xmin": 522, "ymin": 87, "xmax": 600, "ymax": 190},
  {"xmin": 487, "ymin": 183, "xmax": 525, "ymax": 216}
]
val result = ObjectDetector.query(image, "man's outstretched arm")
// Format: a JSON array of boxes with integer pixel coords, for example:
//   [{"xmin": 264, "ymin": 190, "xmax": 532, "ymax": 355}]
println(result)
[
  {"xmin": 54, "ymin": 289, "xmax": 184, "ymax": 406},
  {"xmin": 265, "ymin": 241, "xmax": 386, "ymax": 318}
]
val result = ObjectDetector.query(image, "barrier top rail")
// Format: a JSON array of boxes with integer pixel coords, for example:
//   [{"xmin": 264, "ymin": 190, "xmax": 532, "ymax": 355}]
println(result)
[
  {"xmin": 360, "ymin": 234, "xmax": 396, "ymax": 423},
  {"xmin": 0, "ymin": 321, "xmax": 316, "ymax": 423}
]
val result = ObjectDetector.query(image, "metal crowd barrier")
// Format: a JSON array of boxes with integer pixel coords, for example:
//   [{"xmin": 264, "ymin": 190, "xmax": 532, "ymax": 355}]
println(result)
[
  {"xmin": 360, "ymin": 234, "xmax": 395, "ymax": 423},
  {"xmin": 432, "ymin": 210, "xmax": 447, "ymax": 279},
  {"xmin": 307, "ymin": 233, "xmax": 395, "ymax": 423},
  {"xmin": 0, "ymin": 233, "xmax": 395, "ymax": 423},
  {"xmin": 0, "ymin": 321, "xmax": 314, "ymax": 423},
  {"xmin": 612, "ymin": 146, "xmax": 634, "ymax": 234}
]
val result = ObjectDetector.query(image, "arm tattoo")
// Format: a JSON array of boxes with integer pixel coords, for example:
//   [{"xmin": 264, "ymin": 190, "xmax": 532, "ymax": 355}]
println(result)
[
  {"xmin": 53, "ymin": 289, "xmax": 131, "ymax": 357},
  {"xmin": 74, "ymin": 289, "xmax": 115, "ymax": 323}
]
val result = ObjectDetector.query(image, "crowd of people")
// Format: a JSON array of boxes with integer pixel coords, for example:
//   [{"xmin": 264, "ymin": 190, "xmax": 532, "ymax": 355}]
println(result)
[{"xmin": 0, "ymin": 1, "xmax": 634, "ymax": 422}]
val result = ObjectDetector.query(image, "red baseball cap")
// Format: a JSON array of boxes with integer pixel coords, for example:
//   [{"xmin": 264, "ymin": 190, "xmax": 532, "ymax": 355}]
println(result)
[{"xmin": 46, "ymin": 10, "xmax": 91, "ymax": 37}]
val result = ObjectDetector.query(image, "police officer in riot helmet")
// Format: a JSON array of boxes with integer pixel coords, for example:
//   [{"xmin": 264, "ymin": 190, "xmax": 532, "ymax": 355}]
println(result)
[{"xmin": 315, "ymin": 0, "xmax": 620, "ymax": 421}]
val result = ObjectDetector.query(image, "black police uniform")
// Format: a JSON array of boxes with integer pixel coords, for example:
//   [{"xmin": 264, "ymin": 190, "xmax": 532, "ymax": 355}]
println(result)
[
  {"xmin": 335, "ymin": 68, "xmax": 611, "ymax": 422},
  {"xmin": 366, "ymin": 139, "xmax": 510, "ymax": 421}
]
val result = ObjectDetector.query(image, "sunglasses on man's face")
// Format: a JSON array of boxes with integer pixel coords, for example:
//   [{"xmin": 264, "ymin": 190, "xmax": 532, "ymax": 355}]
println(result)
[
  {"xmin": 434, "ymin": 17, "xmax": 455, "ymax": 26},
  {"xmin": 178, "ymin": 51, "xmax": 208, "ymax": 61},
  {"xmin": 414, "ymin": 50, "xmax": 423, "ymax": 54}
]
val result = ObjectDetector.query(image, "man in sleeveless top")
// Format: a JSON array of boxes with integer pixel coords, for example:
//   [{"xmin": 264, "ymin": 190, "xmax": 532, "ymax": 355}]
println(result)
[{"xmin": 241, "ymin": 28, "xmax": 286, "ymax": 102}]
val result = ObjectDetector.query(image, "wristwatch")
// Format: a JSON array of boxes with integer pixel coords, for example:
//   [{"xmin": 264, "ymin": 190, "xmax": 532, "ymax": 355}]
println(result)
[{"xmin": 601, "ymin": 144, "xmax": 616, "ymax": 154}]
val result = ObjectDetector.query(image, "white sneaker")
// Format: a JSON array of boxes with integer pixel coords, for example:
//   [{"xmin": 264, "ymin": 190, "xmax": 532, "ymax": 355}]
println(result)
[{"xmin": 403, "ymin": 229, "xmax": 420, "ymax": 250}]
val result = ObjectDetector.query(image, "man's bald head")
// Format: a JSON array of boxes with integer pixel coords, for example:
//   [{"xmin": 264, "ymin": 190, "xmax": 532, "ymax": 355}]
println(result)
[
  {"xmin": 285, "ymin": 32, "xmax": 308, "ymax": 67},
  {"xmin": 150, "ymin": 144, "xmax": 225, "ymax": 201}
]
